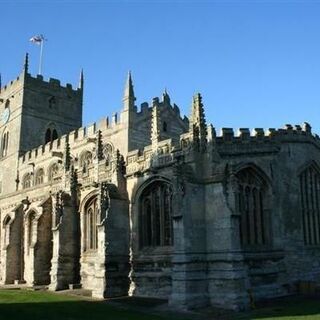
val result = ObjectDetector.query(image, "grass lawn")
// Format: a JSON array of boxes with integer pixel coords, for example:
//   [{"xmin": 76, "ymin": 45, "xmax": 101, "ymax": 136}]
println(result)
[
  {"xmin": 0, "ymin": 289, "xmax": 167, "ymax": 320},
  {"xmin": 237, "ymin": 295, "xmax": 320, "ymax": 320},
  {"xmin": 0, "ymin": 289, "xmax": 320, "ymax": 320}
]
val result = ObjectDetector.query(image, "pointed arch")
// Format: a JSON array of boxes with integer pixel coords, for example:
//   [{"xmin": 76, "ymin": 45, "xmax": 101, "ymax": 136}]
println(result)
[
  {"xmin": 299, "ymin": 161, "xmax": 320, "ymax": 245},
  {"xmin": 135, "ymin": 177, "xmax": 173, "ymax": 248},
  {"xmin": 81, "ymin": 193, "xmax": 99, "ymax": 252},
  {"xmin": 1, "ymin": 128, "xmax": 9, "ymax": 157},
  {"xmin": 48, "ymin": 162, "xmax": 61, "ymax": 182},
  {"xmin": 22, "ymin": 173, "xmax": 32, "ymax": 189},
  {"xmin": 79, "ymin": 150, "xmax": 93, "ymax": 174},
  {"xmin": 235, "ymin": 164, "xmax": 271, "ymax": 247},
  {"xmin": 44, "ymin": 123, "xmax": 59, "ymax": 144},
  {"xmin": 35, "ymin": 168, "xmax": 45, "ymax": 185}
]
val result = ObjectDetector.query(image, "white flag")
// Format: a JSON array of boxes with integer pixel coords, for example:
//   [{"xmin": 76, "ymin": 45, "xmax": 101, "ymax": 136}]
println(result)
[{"xmin": 29, "ymin": 34, "xmax": 45, "ymax": 45}]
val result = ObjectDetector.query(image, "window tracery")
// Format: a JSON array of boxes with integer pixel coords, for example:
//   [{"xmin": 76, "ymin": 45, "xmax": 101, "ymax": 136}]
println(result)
[
  {"xmin": 84, "ymin": 196, "xmax": 98, "ymax": 251},
  {"xmin": 139, "ymin": 181, "xmax": 173, "ymax": 248},
  {"xmin": 237, "ymin": 167, "xmax": 270, "ymax": 247},
  {"xmin": 299, "ymin": 164, "xmax": 320, "ymax": 245}
]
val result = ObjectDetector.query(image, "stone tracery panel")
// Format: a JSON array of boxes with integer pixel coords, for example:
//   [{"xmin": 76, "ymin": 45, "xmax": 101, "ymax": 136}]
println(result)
[
  {"xmin": 139, "ymin": 181, "xmax": 173, "ymax": 248},
  {"xmin": 236, "ymin": 167, "xmax": 270, "ymax": 247},
  {"xmin": 83, "ymin": 196, "xmax": 98, "ymax": 251},
  {"xmin": 299, "ymin": 164, "xmax": 320, "ymax": 245}
]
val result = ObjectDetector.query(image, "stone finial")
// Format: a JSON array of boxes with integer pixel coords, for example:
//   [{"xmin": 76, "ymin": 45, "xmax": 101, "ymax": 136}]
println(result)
[
  {"xmin": 151, "ymin": 103, "xmax": 161, "ymax": 147},
  {"xmin": 123, "ymin": 71, "xmax": 136, "ymax": 111},
  {"xmin": 23, "ymin": 53, "xmax": 29, "ymax": 74},
  {"xmin": 95, "ymin": 130, "xmax": 103, "ymax": 161},
  {"xmin": 162, "ymin": 88, "xmax": 171, "ymax": 106},
  {"xmin": 190, "ymin": 93, "xmax": 207, "ymax": 152},
  {"xmin": 116, "ymin": 149, "xmax": 126, "ymax": 175},
  {"xmin": 302, "ymin": 122, "xmax": 312, "ymax": 134},
  {"xmin": 79, "ymin": 68, "xmax": 84, "ymax": 90},
  {"xmin": 63, "ymin": 141, "xmax": 71, "ymax": 171}
]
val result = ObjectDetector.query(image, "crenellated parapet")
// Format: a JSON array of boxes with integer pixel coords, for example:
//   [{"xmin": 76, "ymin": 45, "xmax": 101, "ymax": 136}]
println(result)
[{"xmin": 214, "ymin": 122, "xmax": 319, "ymax": 147}]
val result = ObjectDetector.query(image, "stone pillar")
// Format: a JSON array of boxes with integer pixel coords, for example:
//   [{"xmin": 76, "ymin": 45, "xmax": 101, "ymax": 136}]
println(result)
[
  {"xmin": 1, "ymin": 205, "xmax": 24, "ymax": 284},
  {"xmin": 169, "ymin": 164, "xmax": 209, "ymax": 308},
  {"xmin": 49, "ymin": 191, "xmax": 80, "ymax": 290},
  {"xmin": 92, "ymin": 184, "xmax": 130, "ymax": 299},
  {"xmin": 205, "ymin": 180, "xmax": 249, "ymax": 310}
]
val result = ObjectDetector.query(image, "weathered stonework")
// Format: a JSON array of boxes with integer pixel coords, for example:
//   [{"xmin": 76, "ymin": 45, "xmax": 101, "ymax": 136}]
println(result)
[{"xmin": 0, "ymin": 56, "xmax": 320, "ymax": 310}]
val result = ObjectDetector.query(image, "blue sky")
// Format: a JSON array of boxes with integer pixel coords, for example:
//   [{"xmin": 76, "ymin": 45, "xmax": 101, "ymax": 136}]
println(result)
[{"xmin": 1, "ymin": 0, "xmax": 320, "ymax": 133}]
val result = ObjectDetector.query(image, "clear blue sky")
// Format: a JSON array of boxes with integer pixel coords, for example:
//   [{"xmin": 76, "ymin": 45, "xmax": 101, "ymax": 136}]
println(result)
[{"xmin": 1, "ymin": 0, "xmax": 320, "ymax": 133}]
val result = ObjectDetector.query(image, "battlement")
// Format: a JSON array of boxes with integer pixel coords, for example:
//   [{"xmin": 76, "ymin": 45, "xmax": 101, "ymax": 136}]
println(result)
[
  {"xmin": 0, "ymin": 75, "xmax": 24, "ymax": 96},
  {"xmin": 24, "ymin": 73, "xmax": 81, "ymax": 94},
  {"xmin": 0, "ymin": 71, "xmax": 81, "ymax": 98},
  {"xmin": 135, "ymin": 95, "xmax": 189, "ymax": 126},
  {"xmin": 214, "ymin": 122, "xmax": 316, "ymax": 143},
  {"xmin": 18, "ymin": 113, "xmax": 128, "ymax": 165}
]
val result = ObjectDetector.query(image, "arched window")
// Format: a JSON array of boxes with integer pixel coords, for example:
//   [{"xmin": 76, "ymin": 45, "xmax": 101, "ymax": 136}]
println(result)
[
  {"xmin": 35, "ymin": 168, "xmax": 44, "ymax": 185},
  {"xmin": 299, "ymin": 164, "xmax": 320, "ymax": 245},
  {"xmin": 84, "ymin": 196, "xmax": 98, "ymax": 251},
  {"xmin": 1, "ymin": 131, "xmax": 9, "ymax": 157},
  {"xmin": 28, "ymin": 211, "xmax": 36, "ymax": 253},
  {"xmin": 163, "ymin": 121, "xmax": 168, "ymax": 132},
  {"xmin": 52, "ymin": 129, "xmax": 58, "ymax": 141},
  {"xmin": 45, "ymin": 129, "xmax": 51, "ymax": 144},
  {"xmin": 44, "ymin": 124, "xmax": 58, "ymax": 144},
  {"xmin": 139, "ymin": 181, "xmax": 173, "ymax": 248},
  {"xmin": 103, "ymin": 143, "xmax": 113, "ymax": 167},
  {"xmin": 48, "ymin": 163, "xmax": 60, "ymax": 182},
  {"xmin": 237, "ymin": 167, "xmax": 270, "ymax": 247},
  {"xmin": 80, "ymin": 151, "xmax": 93, "ymax": 174},
  {"xmin": 48, "ymin": 96, "xmax": 56, "ymax": 109},
  {"xmin": 22, "ymin": 173, "xmax": 32, "ymax": 189},
  {"xmin": 3, "ymin": 215, "xmax": 11, "ymax": 246}
]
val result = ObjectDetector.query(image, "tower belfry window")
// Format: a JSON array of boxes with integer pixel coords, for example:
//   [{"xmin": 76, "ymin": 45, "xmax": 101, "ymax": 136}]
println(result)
[
  {"xmin": 45, "ymin": 125, "xmax": 58, "ymax": 144},
  {"xmin": 45, "ymin": 129, "xmax": 51, "ymax": 144},
  {"xmin": 48, "ymin": 96, "xmax": 56, "ymax": 109}
]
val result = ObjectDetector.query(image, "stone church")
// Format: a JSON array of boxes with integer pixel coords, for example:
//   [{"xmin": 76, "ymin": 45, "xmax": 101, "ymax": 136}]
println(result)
[{"xmin": 0, "ymin": 54, "xmax": 319, "ymax": 310}]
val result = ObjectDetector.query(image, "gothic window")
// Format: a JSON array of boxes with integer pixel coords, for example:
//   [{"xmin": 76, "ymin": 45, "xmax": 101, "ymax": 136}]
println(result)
[
  {"xmin": 27, "ymin": 211, "xmax": 36, "ymax": 253},
  {"xmin": 103, "ymin": 144, "xmax": 113, "ymax": 167},
  {"xmin": 45, "ymin": 129, "xmax": 51, "ymax": 144},
  {"xmin": 22, "ymin": 173, "xmax": 32, "ymax": 189},
  {"xmin": 35, "ymin": 168, "xmax": 44, "ymax": 185},
  {"xmin": 1, "ymin": 131, "xmax": 9, "ymax": 157},
  {"xmin": 84, "ymin": 196, "xmax": 98, "ymax": 251},
  {"xmin": 299, "ymin": 165, "xmax": 320, "ymax": 245},
  {"xmin": 237, "ymin": 167, "xmax": 270, "ymax": 247},
  {"xmin": 163, "ymin": 121, "xmax": 168, "ymax": 132},
  {"xmin": 139, "ymin": 181, "xmax": 173, "ymax": 248},
  {"xmin": 80, "ymin": 151, "xmax": 93, "ymax": 174},
  {"xmin": 3, "ymin": 215, "xmax": 11, "ymax": 247},
  {"xmin": 48, "ymin": 163, "xmax": 60, "ymax": 182},
  {"xmin": 48, "ymin": 96, "xmax": 56, "ymax": 109},
  {"xmin": 52, "ymin": 129, "xmax": 58, "ymax": 141},
  {"xmin": 44, "ymin": 124, "xmax": 58, "ymax": 144}
]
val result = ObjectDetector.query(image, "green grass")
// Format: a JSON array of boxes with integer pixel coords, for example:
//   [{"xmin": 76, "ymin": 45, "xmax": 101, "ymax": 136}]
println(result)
[
  {"xmin": 1, "ymin": 289, "xmax": 320, "ymax": 320},
  {"xmin": 0, "ymin": 289, "xmax": 167, "ymax": 320},
  {"xmin": 235, "ymin": 295, "xmax": 320, "ymax": 320}
]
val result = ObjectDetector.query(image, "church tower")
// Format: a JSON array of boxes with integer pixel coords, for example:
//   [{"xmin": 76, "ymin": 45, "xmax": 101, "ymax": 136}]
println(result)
[{"xmin": 0, "ymin": 54, "xmax": 83, "ymax": 195}]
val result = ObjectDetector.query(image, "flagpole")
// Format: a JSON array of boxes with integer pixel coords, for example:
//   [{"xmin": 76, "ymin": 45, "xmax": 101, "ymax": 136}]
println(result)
[{"xmin": 39, "ymin": 39, "xmax": 44, "ymax": 75}]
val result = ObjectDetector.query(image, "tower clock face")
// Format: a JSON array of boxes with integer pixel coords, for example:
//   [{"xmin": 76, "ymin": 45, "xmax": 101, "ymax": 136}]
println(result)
[{"xmin": 1, "ymin": 108, "xmax": 10, "ymax": 125}]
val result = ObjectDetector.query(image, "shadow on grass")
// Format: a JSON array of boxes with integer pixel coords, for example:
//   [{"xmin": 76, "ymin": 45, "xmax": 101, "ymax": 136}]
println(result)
[
  {"xmin": 0, "ymin": 299, "xmax": 167, "ymax": 320},
  {"xmin": 0, "ymin": 290, "xmax": 168, "ymax": 320}
]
